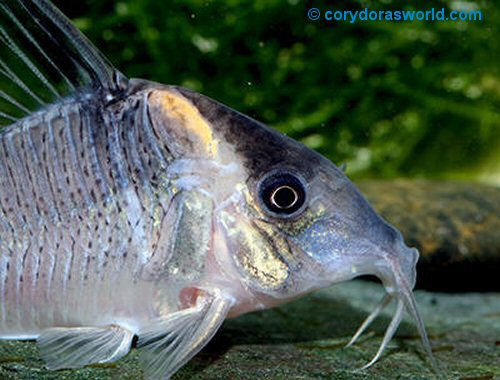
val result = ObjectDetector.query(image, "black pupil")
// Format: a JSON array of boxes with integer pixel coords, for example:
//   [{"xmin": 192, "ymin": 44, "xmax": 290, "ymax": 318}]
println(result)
[
  {"xmin": 260, "ymin": 173, "xmax": 306, "ymax": 215},
  {"xmin": 271, "ymin": 186, "xmax": 298, "ymax": 209}
]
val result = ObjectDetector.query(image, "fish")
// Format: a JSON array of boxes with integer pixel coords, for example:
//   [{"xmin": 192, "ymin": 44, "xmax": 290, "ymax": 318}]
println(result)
[{"xmin": 0, "ymin": 0, "xmax": 436, "ymax": 378}]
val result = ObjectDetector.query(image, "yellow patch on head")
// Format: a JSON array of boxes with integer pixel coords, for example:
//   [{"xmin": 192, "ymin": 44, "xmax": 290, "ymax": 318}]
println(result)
[{"xmin": 149, "ymin": 90, "xmax": 218, "ymax": 157}]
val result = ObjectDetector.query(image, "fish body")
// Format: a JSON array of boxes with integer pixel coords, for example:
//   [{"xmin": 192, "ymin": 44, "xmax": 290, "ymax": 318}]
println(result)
[{"xmin": 0, "ymin": 1, "xmax": 435, "ymax": 378}]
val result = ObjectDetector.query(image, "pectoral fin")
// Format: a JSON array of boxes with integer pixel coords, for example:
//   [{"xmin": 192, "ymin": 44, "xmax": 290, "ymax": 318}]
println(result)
[
  {"xmin": 37, "ymin": 325, "xmax": 134, "ymax": 370},
  {"xmin": 138, "ymin": 291, "xmax": 233, "ymax": 380}
]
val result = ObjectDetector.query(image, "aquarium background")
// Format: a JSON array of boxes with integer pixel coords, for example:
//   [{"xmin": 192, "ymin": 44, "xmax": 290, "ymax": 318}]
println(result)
[{"xmin": 54, "ymin": 0, "xmax": 499, "ymax": 184}]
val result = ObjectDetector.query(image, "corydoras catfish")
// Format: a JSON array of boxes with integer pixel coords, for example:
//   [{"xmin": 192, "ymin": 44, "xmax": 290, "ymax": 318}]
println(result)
[{"xmin": 0, "ymin": 0, "xmax": 436, "ymax": 378}]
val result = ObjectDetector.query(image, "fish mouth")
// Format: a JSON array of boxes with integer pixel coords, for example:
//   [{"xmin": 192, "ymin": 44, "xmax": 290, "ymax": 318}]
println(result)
[
  {"xmin": 292, "ymin": 219, "xmax": 438, "ymax": 369},
  {"xmin": 345, "ymin": 247, "xmax": 437, "ymax": 370}
]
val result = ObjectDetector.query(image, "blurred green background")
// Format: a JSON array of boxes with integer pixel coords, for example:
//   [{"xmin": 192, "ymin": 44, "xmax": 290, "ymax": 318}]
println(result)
[{"xmin": 54, "ymin": 0, "xmax": 499, "ymax": 184}]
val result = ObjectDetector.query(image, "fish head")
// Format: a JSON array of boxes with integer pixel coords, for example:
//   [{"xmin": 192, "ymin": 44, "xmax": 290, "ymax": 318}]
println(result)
[
  {"xmin": 170, "ymin": 87, "xmax": 419, "ymax": 303},
  {"xmin": 165, "ymin": 86, "xmax": 434, "ymax": 367}
]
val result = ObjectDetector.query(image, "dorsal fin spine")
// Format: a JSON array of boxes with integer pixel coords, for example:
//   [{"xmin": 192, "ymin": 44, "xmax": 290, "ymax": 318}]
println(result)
[
  {"xmin": 30, "ymin": 0, "xmax": 127, "ymax": 94},
  {"xmin": 0, "ymin": 0, "xmax": 130, "ymax": 127}
]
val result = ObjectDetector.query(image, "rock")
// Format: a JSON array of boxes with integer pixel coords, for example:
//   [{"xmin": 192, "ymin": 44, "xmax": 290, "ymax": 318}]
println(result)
[{"xmin": 357, "ymin": 180, "xmax": 500, "ymax": 292}]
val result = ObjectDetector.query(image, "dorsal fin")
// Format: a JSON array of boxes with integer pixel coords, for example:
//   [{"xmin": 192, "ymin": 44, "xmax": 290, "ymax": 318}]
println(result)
[{"xmin": 0, "ymin": 0, "xmax": 128, "ymax": 127}]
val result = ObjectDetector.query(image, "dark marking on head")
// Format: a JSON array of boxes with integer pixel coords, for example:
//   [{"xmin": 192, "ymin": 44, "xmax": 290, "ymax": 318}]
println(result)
[{"xmin": 174, "ymin": 86, "xmax": 325, "ymax": 182}]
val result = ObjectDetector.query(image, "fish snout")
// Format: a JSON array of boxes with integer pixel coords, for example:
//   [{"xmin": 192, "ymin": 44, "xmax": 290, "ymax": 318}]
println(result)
[
  {"xmin": 374, "ymin": 226, "xmax": 420, "ymax": 295},
  {"xmin": 345, "ymin": 224, "xmax": 436, "ymax": 370}
]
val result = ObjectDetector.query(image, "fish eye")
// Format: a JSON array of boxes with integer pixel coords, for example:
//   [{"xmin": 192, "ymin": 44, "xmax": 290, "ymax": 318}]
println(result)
[{"xmin": 258, "ymin": 172, "xmax": 306, "ymax": 216}]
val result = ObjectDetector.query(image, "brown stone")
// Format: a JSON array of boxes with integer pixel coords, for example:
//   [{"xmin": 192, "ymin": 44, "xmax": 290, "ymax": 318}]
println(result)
[{"xmin": 357, "ymin": 180, "xmax": 500, "ymax": 291}]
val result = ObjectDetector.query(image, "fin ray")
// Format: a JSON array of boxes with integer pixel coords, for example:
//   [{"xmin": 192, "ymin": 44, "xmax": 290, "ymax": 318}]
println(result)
[
  {"xmin": 0, "ymin": 110, "xmax": 16, "ymax": 121},
  {"xmin": 0, "ymin": 55, "xmax": 46, "ymax": 106},
  {"xmin": 0, "ymin": 22, "xmax": 60, "ymax": 99},
  {"xmin": 138, "ymin": 292, "xmax": 233, "ymax": 380},
  {"xmin": 0, "ymin": 1, "xmax": 75, "ymax": 93},
  {"xmin": 0, "ymin": 0, "xmax": 128, "ymax": 127},
  {"xmin": 37, "ymin": 325, "xmax": 134, "ymax": 370},
  {"xmin": 0, "ymin": 89, "xmax": 31, "ymax": 113}
]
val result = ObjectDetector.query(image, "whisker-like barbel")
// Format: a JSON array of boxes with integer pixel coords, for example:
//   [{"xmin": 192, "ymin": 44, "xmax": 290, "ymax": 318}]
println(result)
[{"xmin": 346, "ymin": 293, "xmax": 393, "ymax": 348}]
